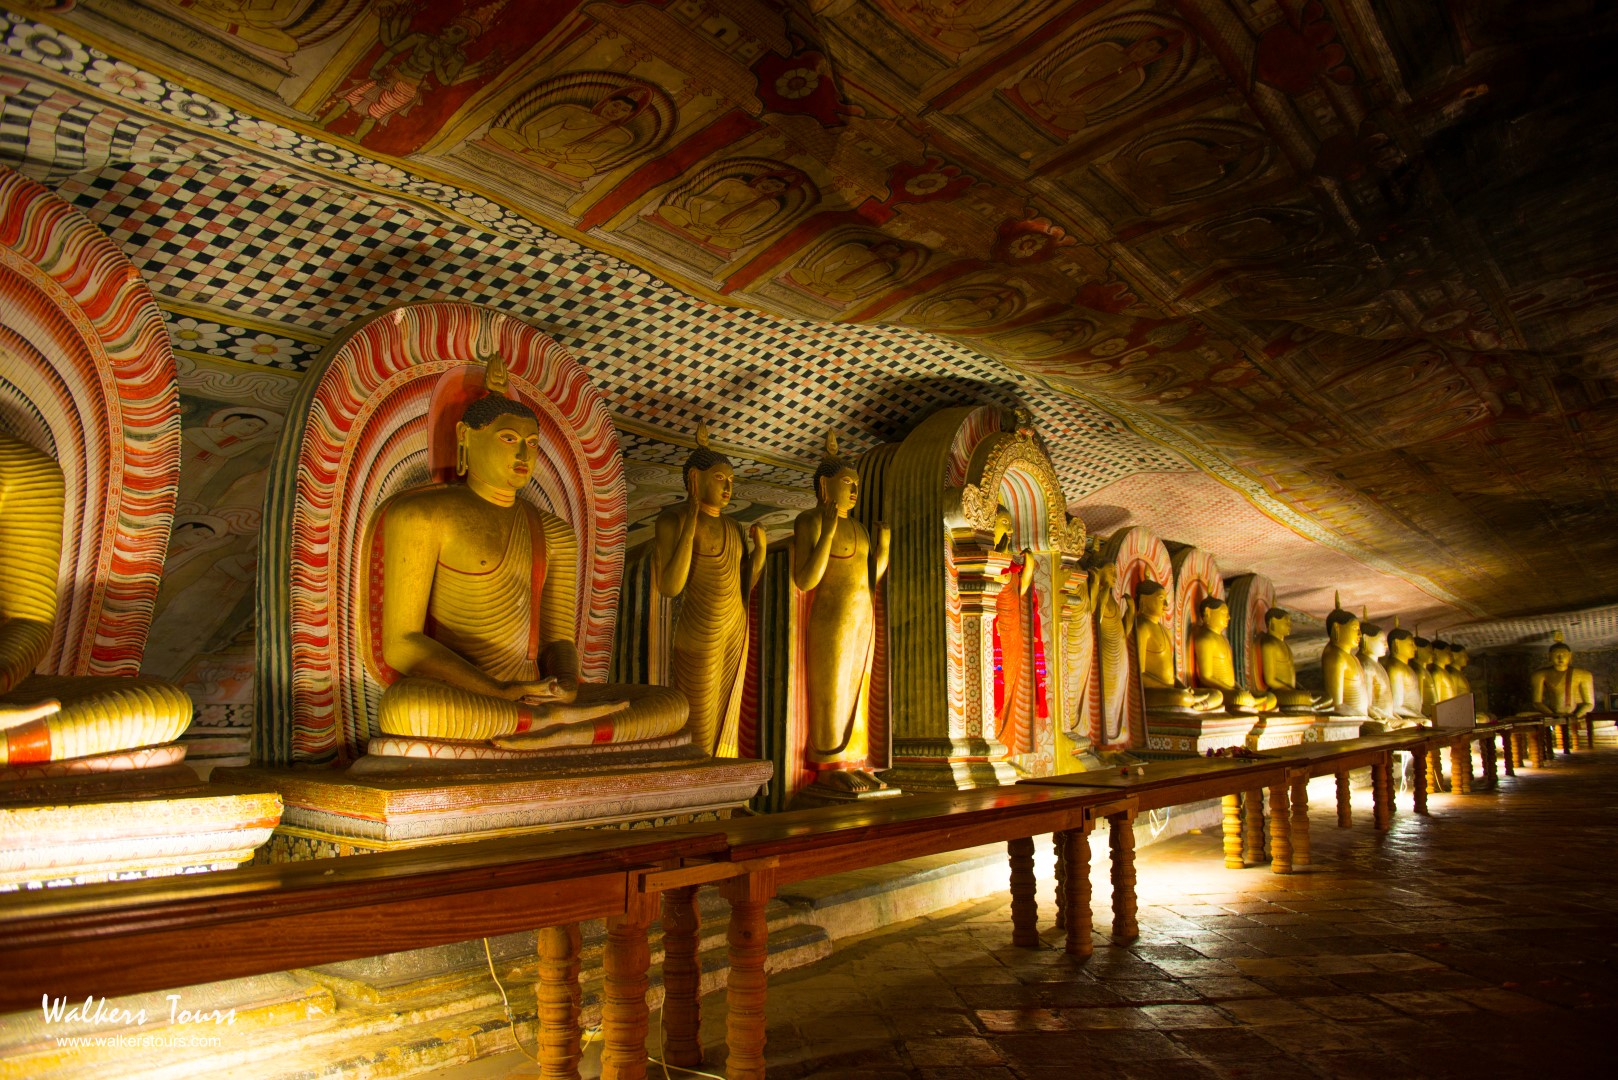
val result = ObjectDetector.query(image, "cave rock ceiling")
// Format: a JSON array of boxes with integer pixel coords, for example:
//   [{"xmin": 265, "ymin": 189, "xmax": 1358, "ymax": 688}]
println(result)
[{"xmin": 3, "ymin": 0, "xmax": 1618, "ymax": 628}]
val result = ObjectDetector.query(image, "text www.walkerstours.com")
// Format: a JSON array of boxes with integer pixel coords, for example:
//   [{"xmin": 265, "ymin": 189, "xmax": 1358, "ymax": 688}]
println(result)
[{"xmin": 56, "ymin": 1034, "xmax": 223, "ymax": 1050}]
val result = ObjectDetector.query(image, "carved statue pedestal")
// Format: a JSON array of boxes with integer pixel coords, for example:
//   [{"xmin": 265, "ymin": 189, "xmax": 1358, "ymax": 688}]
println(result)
[
  {"xmin": 1139, "ymin": 710, "xmax": 1262, "ymax": 758},
  {"xmin": 879, "ymin": 737, "xmax": 1020, "ymax": 792},
  {"xmin": 214, "ymin": 741, "xmax": 771, "ymax": 858},
  {"xmin": 789, "ymin": 778, "xmax": 905, "ymax": 810},
  {"xmin": 1301, "ymin": 716, "xmax": 1376, "ymax": 744},
  {"xmin": 0, "ymin": 754, "xmax": 282, "ymax": 889}
]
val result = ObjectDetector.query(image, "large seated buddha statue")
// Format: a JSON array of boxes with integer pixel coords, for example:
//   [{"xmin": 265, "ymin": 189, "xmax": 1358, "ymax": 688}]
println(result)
[
  {"xmin": 0, "ymin": 432, "xmax": 193, "ymax": 765},
  {"xmin": 1135, "ymin": 581, "xmax": 1222, "ymax": 712},
  {"xmin": 1319, "ymin": 594, "xmax": 1370, "ymax": 717},
  {"xmin": 371, "ymin": 356, "xmax": 687, "ymax": 751},
  {"xmin": 1527, "ymin": 633, "xmax": 1594, "ymax": 722},
  {"xmin": 1356, "ymin": 612, "xmax": 1397, "ymax": 724},
  {"xmin": 1381, "ymin": 621, "xmax": 1426, "ymax": 721},
  {"xmin": 1190, "ymin": 597, "xmax": 1276, "ymax": 714},
  {"xmin": 1256, "ymin": 607, "xmax": 1328, "ymax": 712}
]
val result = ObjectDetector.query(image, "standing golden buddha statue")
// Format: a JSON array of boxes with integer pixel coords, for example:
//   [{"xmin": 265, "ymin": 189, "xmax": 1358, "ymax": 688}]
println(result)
[
  {"xmin": 0, "ymin": 432, "xmax": 193, "ymax": 765},
  {"xmin": 1528, "ymin": 633, "xmax": 1594, "ymax": 721},
  {"xmin": 1319, "ymin": 593, "xmax": 1370, "ymax": 716},
  {"xmin": 373, "ymin": 355, "xmax": 686, "ymax": 750},
  {"xmin": 793, "ymin": 431, "xmax": 890, "ymax": 794},
  {"xmin": 654, "ymin": 422, "xmax": 766, "ymax": 757},
  {"xmin": 1086, "ymin": 557, "xmax": 1132, "ymax": 743},
  {"xmin": 1135, "ymin": 581, "xmax": 1222, "ymax": 712},
  {"xmin": 1255, "ymin": 607, "xmax": 1327, "ymax": 711},
  {"xmin": 1191, "ymin": 597, "xmax": 1276, "ymax": 713},
  {"xmin": 1381, "ymin": 621, "xmax": 1426, "ymax": 721}
]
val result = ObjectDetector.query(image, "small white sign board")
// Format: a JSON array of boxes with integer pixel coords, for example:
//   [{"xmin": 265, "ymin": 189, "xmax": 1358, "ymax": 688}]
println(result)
[{"xmin": 1434, "ymin": 692, "xmax": 1475, "ymax": 729}]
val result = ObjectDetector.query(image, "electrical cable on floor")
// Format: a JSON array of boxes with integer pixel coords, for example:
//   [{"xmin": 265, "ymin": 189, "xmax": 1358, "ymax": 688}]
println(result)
[
  {"xmin": 482, "ymin": 937, "xmax": 541, "ymax": 1065},
  {"xmin": 482, "ymin": 934, "xmax": 725, "ymax": 1078}
]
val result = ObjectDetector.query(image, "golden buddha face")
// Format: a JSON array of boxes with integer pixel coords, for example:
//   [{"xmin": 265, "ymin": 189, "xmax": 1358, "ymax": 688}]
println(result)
[
  {"xmin": 1137, "ymin": 586, "xmax": 1167, "ymax": 622},
  {"xmin": 689, "ymin": 461, "xmax": 735, "ymax": 511},
  {"xmin": 1391, "ymin": 636, "xmax": 1416, "ymax": 662},
  {"xmin": 458, "ymin": 413, "xmax": 540, "ymax": 492},
  {"xmin": 1267, "ymin": 612, "xmax": 1292, "ymax": 639},
  {"xmin": 1454, "ymin": 649, "xmax": 1469, "ymax": 670},
  {"xmin": 1329, "ymin": 617, "xmax": 1361, "ymax": 650},
  {"xmin": 991, "ymin": 507, "xmax": 1013, "ymax": 550},
  {"xmin": 819, "ymin": 467, "xmax": 859, "ymax": 515},
  {"xmin": 1202, "ymin": 602, "xmax": 1229, "ymax": 634},
  {"xmin": 1550, "ymin": 646, "xmax": 1572, "ymax": 672},
  {"xmin": 1361, "ymin": 632, "xmax": 1388, "ymax": 660}
]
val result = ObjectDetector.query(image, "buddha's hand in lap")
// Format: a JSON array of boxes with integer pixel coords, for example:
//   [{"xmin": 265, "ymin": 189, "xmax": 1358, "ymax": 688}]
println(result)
[
  {"xmin": 0, "ymin": 698, "xmax": 60, "ymax": 731},
  {"xmin": 503, "ymin": 676, "xmax": 576, "ymax": 704}
]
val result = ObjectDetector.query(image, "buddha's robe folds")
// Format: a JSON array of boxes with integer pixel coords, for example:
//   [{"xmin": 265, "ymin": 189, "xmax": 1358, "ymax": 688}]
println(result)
[
  {"xmin": 668, "ymin": 519, "xmax": 748, "ymax": 758},
  {"xmin": 1095, "ymin": 594, "xmax": 1130, "ymax": 744},
  {"xmin": 0, "ymin": 432, "xmax": 193, "ymax": 766},
  {"xmin": 807, "ymin": 540, "xmax": 873, "ymax": 766},
  {"xmin": 375, "ymin": 503, "xmax": 684, "ymax": 748}
]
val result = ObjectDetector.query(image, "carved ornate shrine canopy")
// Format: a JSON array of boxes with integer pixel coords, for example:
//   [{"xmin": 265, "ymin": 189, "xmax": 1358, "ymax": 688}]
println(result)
[{"xmin": 1, "ymin": 2, "xmax": 1616, "ymax": 628}]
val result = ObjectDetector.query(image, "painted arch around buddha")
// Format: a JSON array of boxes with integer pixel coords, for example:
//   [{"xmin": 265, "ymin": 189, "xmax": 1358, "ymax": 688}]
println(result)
[
  {"xmin": 0, "ymin": 168, "xmax": 181, "ymax": 677},
  {"xmin": 254, "ymin": 302, "xmax": 628, "ymax": 765}
]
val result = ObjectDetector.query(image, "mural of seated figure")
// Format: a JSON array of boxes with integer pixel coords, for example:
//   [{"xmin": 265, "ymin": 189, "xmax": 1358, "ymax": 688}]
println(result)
[{"xmin": 370, "ymin": 354, "xmax": 688, "ymax": 751}]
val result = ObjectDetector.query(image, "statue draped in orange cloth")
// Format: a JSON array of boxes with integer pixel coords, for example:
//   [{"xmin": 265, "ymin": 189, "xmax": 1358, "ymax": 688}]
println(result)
[{"xmin": 990, "ymin": 507, "xmax": 1047, "ymax": 755}]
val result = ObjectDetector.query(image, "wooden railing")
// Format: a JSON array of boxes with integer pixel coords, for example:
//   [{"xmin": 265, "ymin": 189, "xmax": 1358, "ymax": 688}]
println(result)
[{"xmin": 0, "ymin": 720, "xmax": 1562, "ymax": 1079}]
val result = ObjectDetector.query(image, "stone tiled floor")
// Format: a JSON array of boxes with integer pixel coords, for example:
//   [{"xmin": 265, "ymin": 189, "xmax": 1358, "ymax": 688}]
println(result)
[{"xmin": 684, "ymin": 749, "xmax": 1618, "ymax": 1079}]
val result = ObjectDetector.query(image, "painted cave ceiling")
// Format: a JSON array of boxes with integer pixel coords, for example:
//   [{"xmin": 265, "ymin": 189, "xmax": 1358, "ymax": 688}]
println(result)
[{"xmin": 3, "ymin": 0, "xmax": 1618, "ymax": 639}]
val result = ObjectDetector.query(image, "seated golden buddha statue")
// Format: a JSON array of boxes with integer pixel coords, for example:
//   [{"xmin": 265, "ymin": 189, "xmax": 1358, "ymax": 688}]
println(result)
[
  {"xmin": 1380, "ymin": 622, "xmax": 1426, "ymax": 720},
  {"xmin": 1319, "ymin": 595, "xmax": 1370, "ymax": 716},
  {"xmin": 1135, "ymin": 581, "xmax": 1222, "ymax": 712},
  {"xmin": 1527, "ymin": 634, "xmax": 1594, "ymax": 721},
  {"xmin": 1356, "ymin": 613, "xmax": 1396, "ymax": 723},
  {"xmin": 1429, "ymin": 641, "xmax": 1460, "ymax": 703},
  {"xmin": 1191, "ymin": 597, "xmax": 1275, "ymax": 714},
  {"xmin": 372, "ymin": 357, "xmax": 686, "ymax": 751},
  {"xmin": 0, "ymin": 431, "xmax": 193, "ymax": 766},
  {"xmin": 1412, "ymin": 634, "xmax": 1438, "ymax": 713},
  {"xmin": 1256, "ymin": 607, "xmax": 1328, "ymax": 712}
]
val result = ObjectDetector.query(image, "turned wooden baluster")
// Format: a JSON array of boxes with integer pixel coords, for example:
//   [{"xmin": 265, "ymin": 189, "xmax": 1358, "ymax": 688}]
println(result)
[
  {"xmin": 1335, "ymin": 771, "xmax": 1352, "ymax": 828},
  {"xmin": 1053, "ymin": 832, "xmax": 1067, "ymax": 934},
  {"xmin": 1109, "ymin": 811, "xmax": 1139, "ymax": 940},
  {"xmin": 1503, "ymin": 731, "xmax": 1517, "ymax": 776},
  {"xmin": 1372, "ymin": 754, "xmax": 1392, "ymax": 831},
  {"xmin": 1481, "ymin": 736, "xmax": 1498, "ymax": 788},
  {"xmin": 659, "ymin": 886, "xmax": 702, "ymax": 1070},
  {"xmin": 720, "ymin": 869, "xmax": 776, "ymax": 1080},
  {"xmin": 1241, "ymin": 789, "xmax": 1267, "ymax": 865},
  {"xmin": 1268, "ymin": 782, "xmax": 1292, "ymax": 874},
  {"xmin": 1450, "ymin": 737, "xmax": 1470, "ymax": 794},
  {"xmin": 1222, "ymin": 794, "xmax": 1244, "ymax": 868},
  {"xmin": 1062, "ymin": 825, "xmax": 1094, "ymax": 956},
  {"xmin": 1289, "ymin": 776, "xmax": 1311, "ymax": 867},
  {"xmin": 536, "ymin": 923, "xmax": 582, "ymax": 1080},
  {"xmin": 602, "ymin": 893, "xmax": 656, "ymax": 1080},
  {"xmin": 1412, "ymin": 747, "xmax": 1429, "ymax": 815},
  {"xmin": 1426, "ymin": 746, "xmax": 1443, "ymax": 794},
  {"xmin": 1528, "ymin": 727, "xmax": 1545, "ymax": 766},
  {"xmin": 1008, "ymin": 835, "xmax": 1039, "ymax": 947},
  {"xmin": 1570, "ymin": 720, "xmax": 1582, "ymax": 751}
]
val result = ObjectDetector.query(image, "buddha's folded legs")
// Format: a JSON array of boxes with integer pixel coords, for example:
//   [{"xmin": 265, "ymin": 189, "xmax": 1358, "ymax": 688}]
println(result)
[
  {"xmin": 377, "ymin": 678, "xmax": 689, "ymax": 749},
  {"xmin": 0, "ymin": 674, "xmax": 193, "ymax": 765}
]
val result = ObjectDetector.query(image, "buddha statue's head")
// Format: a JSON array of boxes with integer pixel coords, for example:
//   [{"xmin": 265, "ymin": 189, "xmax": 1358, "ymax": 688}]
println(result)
[
  {"xmin": 1453, "ymin": 644, "xmax": 1470, "ymax": 671},
  {"xmin": 813, "ymin": 430, "xmax": 859, "ymax": 518},
  {"xmin": 455, "ymin": 356, "xmax": 541, "ymax": 503},
  {"xmin": 1414, "ymin": 635, "xmax": 1433, "ymax": 666},
  {"xmin": 1198, "ymin": 596, "xmax": 1230, "ymax": 635},
  {"xmin": 1325, "ymin": 595, "xmax": 1360, "ymax": 651},
  {"xmin": 1264, "ymin": 606, "xmax": 1292, "ymax": 640},
  {"xmin": 1136, "ymin": 580, "xmax": 1168, "ymax": 623},
  {"xmin": 1360, "ymin": 614, "xmax": 1388, "ymax": 661},
  {"xmin": 1548, "ymin": 636, "xmax": 1573, "ymax": 672},
  {"xmin": 682, "ymin": 421, "xmax": 735, "ymax": 513},
  {"xmin": 991, "ymin": 505, "xmax": 1013, "ymax": 552},
  {"xmin": 1432, "ymin": 640, "xmax": 1453, "ymax": 670},
  {"xmin": 1095, "ymin": 560, "xmax": 1118, "ymax": 592},
  {"xmin": 1388, "ymin": 624, "xmax": 1416, "ymax": 663}
]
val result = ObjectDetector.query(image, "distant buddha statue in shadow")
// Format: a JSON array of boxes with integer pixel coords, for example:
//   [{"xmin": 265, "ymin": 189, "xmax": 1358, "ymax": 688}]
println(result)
[
  {"xmin": 1191, "ymin": 597, "xmax": 1276, "ymax": 714},
  {"xmin": 372, "ymin": 355, "xmax": 687, "ymax": 750},
  {"xmin": 1528, "ymin": 634, "xmax": 1594, "ymax": 722},
  {"xmin": 1135, "ymin": 581, "xmax": 1221, "ymax": 712},
  {"xmin": 0, "ymin": 432, "xmax": 193, "ymax": 765}
]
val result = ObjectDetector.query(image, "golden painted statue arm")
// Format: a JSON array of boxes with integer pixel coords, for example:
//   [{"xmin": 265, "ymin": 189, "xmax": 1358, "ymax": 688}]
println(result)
[
  {"xmin": 746, "ymin": 522, "xmax": 768, "ymax": 592},
  {"xmin": 0, "ymin": 435, "xmax": 66, "ymax": 694},
  {"xmin": 653, "ymin": 502, "xmax": 699, "ymax": 598},
  {"xmin": 871, "ymin": 522, "xmax": 890, "ymax": 590},
  {"xmin": 792, "ymin": 505, "xmax": 839, "ymax": 592},
  {"xmin": 378, "ymin": 498, "xmax": 548, "ymax": 702}
]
